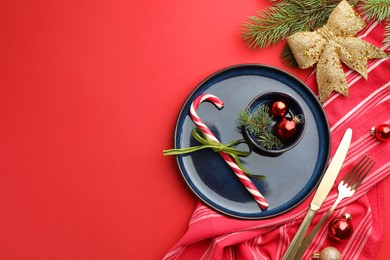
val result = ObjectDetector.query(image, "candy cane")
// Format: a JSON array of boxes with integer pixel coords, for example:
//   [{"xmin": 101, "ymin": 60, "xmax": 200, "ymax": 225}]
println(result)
[{"xmin": 190, "ymin": 94, "xmax": 269, "ymax": 209}]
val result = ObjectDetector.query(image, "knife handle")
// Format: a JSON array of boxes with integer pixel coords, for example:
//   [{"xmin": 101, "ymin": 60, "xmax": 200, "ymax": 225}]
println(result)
[
  {"xmin": 294, "ymin": 198, "xmax": 340, "ymax": 260},
  {"xmin": 282, "ymin": 207, "xmax": 317, "ymax": 260}
]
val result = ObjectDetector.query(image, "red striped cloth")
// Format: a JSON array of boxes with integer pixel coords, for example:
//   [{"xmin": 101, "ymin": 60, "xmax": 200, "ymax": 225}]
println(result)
[{"xmin": 164, "ymin": 21, "xmax": 389, "ymax": 260}]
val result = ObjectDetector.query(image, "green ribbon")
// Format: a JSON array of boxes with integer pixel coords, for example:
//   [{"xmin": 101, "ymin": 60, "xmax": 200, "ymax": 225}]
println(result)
[{"xmin": 163, "ymin": 128, "xmax": 265, "ymax": 180}]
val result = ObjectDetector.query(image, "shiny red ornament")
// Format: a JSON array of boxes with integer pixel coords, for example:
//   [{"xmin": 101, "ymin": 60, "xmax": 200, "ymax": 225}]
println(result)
[
  {"xmin": 270, "ymin": 101, "xmax": 288, "ymax": 117},
  {"xmin": 328, "ymin": 213, "xmax": 353, "ymax": 241},
  {"xmin": 275, "ymin": 115, "xmax": 303, "ymax": 140},
  {"xmin": 371, "ymin": 123, "xmax": 390, "ymax": 142}
]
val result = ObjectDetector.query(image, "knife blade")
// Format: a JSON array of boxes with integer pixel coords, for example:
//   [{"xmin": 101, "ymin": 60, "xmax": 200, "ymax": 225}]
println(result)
[{"xmin": 282, "ymin": 128, "xmax": 352, "ymax": 260}]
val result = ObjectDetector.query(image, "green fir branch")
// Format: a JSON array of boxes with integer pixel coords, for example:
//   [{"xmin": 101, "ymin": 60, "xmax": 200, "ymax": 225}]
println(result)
[
  {"xmin": 385, "ymin": 20, "xmax": 390, "ymax": 44},
  {"xmin": 359, "ymin": 0, "xmax": 390, "ymax": 21},
  {"xmin": 280, "ymin": 43, "xmax": 299, "ymax": 68},
  {"xmin": 242, "ymin": 0, "xmax": 360, "ymax": 49},
  {"xmin": 257, "ymin": 131, "xmax": 283, "ymax": 150},
  {"xmin": 238, "ymin": 105, "xmax": 273, "ymax": 135},
  {"xmin": 238, "ymin": 105, "xmax": 283, "ymax": 150}
]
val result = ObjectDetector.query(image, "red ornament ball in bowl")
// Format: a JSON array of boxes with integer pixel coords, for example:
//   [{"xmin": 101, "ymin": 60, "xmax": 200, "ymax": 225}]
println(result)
[
  {"xmin": 275, "ymin": 115, "xmax": 304, "ymax": 140},
  {"xmin": 275, "ymin": 118, "xmax": 296, "ymax": 139},
  {"xmin": 271, "ymin": 101, "xmax": 288, "ymax": 117}
]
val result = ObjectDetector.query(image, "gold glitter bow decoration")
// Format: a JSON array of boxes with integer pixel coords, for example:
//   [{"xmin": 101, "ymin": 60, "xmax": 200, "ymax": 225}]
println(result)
[{"xmin": 287, "ymin": 0, "xmax": 388, "ymax": 103}]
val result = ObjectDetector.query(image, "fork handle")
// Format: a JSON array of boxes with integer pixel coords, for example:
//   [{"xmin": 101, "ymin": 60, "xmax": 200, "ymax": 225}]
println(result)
[
  {"xmin": 282, "ymin": 207, "xmax": 318, "ymax": 260},
  {"xmin": 294, "ymin": 196, "xmax": 343, "ymax": 259}
]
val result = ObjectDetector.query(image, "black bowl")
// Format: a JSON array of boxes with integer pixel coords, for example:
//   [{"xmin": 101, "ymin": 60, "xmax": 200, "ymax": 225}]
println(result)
[{"xmin": 243, "ymin": 91, "xmax": 306, "ymax": 156}]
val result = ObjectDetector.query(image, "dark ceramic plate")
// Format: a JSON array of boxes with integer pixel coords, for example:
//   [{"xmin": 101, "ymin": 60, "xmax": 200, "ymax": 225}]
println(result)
[{"xmin": 174, "ymin": 64, "xmax": 330, "ymax": 219}]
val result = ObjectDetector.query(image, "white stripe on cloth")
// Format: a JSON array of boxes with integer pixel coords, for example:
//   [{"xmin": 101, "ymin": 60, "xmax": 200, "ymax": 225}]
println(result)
[
  {"xmin": 201, "ymin": 232, "xmax": 241, "ymax": 260},
  {"xmin": 358, "ymin": 20, "xmax": 378, "ymax": 38},
  {"xmin": 276, "ymin": 226, "xmax": 285, "ymax": 259},
  {"xmin": 330, "ymin": 82, "xmax": 390, "ymax": 132},
  {"xmin": 255, "ymin": 236, "xmax": 267, "ymax": 260},
  {"xmin": 248, "ymin": 236, "xmax": 258, "ymax": 260},
  {"xmin": 189, "ymin": 204, "xmax": 221, "ymax": 225},
  {"xmin": 343, "ymin": 207, "xmax": 372, "ymax": 259}
]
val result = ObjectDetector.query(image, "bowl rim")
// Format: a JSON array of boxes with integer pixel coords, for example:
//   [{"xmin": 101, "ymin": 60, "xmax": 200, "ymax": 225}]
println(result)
[{"xmin": 243, "ymin": 90, "xmax": 306, "ymax": 155}]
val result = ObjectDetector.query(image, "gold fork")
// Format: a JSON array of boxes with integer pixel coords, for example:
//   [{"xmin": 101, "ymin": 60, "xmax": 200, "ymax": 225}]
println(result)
[{"xmin": 293, "ymin": 155, "xmax": 375, "ymax": 260}]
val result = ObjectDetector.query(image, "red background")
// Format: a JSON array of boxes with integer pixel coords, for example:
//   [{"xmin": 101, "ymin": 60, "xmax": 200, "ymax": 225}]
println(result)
[{"xmin": 0, "ymin": 0, "xmax": 389, "ymax": 259}]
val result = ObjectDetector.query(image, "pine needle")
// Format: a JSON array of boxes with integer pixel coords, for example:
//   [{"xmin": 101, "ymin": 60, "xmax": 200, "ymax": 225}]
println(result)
[
  {"xmin": 280, "ymin": 43, "xmax": 299, "ymax": 68},
  {"xmin": 242, "ymin": 0, "xmax": 360, "ymax": 49},
  {"xmin": 238, "ymin": 105, "xmax": 273, "ymax": 135},
  {"xmin": 359, "ymin": 0, "xmax": 390, "ymax": 22},
  {"xmin": 257, "ymin": 131, "xmax": 283, "ymax": 150},
  {"xmin": 385, "ymin": 20, "xmax": 390, "ymax": 44}
]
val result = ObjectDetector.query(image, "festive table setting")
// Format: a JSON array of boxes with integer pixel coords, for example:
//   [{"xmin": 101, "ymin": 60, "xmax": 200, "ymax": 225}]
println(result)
[
  {"xmin": 0, "ymin": 0, "xmax": 389, "ymax": 259},
  {"xmin": 163, "ymin": 1, "xmax": 390, "ymax": 259}
]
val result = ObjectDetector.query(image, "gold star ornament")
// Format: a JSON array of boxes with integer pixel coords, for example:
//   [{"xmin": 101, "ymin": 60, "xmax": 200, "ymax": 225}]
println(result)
[{"xmin": 287, "ymin": 0, "xmax": 389, "ymax": 103}]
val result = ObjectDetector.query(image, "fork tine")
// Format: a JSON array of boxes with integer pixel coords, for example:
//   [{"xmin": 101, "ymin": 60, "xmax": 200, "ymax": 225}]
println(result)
[
  {"xmin": 343, "ymin": 155, "xmax": 368, "ymax": 183},
  {"xmin": 353, "ymin": 158, "xmax": 375, "ymax": 190},
  {"xmin": 343, "ymin": 155, "xmax": 375, "ymax": 189},
  {"xmin": 348, "ymin": 156, "xmax": 370, "ymax": 186}
]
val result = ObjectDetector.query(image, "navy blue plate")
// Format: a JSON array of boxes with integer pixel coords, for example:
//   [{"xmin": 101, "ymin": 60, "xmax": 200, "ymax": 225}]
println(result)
[{"xmin": 174, "ymin": 64, "xmax": 330, "ymax": 219}]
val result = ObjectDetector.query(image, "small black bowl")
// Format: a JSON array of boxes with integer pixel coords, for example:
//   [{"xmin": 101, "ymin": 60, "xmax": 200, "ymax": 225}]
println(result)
[{"xmin": 243, "ymin": 91, "xmax": 306, "ymax": 156}]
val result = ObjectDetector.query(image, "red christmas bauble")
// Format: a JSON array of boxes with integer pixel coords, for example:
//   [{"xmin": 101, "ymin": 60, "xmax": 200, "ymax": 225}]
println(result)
[
  {"xmin": 275, "ymin": 118, "xmax": 296, "ymax": 139},
  {"xmin": 328, "ymin": 213, "xmax": 353, "ymax": 241},
  {"xmin": 270, "ymin": 101, "xmax": 288, "ymax": 117},
  {"xmin": 371, "ymin": 124, "xmax": 390, "ymax": 142}
]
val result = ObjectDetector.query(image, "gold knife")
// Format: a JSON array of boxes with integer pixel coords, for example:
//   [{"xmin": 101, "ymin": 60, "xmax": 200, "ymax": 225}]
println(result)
[{"xmin": 282, "ymin": 128, "xmax": 352, "ymax": 260}]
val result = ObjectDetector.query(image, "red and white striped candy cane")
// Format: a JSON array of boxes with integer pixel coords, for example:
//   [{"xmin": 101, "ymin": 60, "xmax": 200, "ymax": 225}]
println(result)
[{"xmin": 190, "ymin": 93, "xmax": 269, "ymax": 209}]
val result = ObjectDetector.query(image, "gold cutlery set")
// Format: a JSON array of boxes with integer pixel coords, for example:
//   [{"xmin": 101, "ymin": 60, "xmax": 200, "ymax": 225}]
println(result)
[{"xmin": 283, "ymin": 129, "xmax": 375, "ymax": 259}]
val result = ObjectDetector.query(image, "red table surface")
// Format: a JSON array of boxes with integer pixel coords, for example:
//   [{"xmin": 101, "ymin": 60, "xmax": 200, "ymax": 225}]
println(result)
[{"xmin": 0, "ymin": 1, "xmax": 389, "ymax": 259}]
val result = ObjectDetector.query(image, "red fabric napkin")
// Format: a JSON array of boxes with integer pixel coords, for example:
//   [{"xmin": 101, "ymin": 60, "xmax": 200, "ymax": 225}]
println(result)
[{"xmin": 164, "ymin": 21, "xmax": 390, "ymax": 260}]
